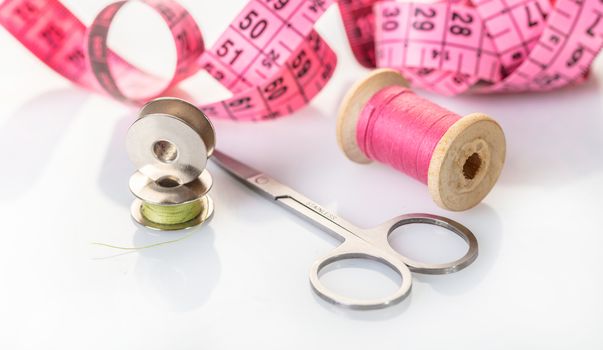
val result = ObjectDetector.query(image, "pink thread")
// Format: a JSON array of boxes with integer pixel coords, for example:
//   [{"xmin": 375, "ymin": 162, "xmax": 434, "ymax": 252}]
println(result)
[{"xmin": 356, "ymin": 86, "xmax": 461, "ymax": 184}]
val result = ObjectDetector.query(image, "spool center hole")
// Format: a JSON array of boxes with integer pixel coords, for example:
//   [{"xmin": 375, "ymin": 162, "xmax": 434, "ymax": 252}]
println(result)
[
  {"xmin": 156, "ymin": 176, "xmax": 181, "ymax": 188},
  {"xmin": 463, "ymin": 153, "xmax": 482, "ymax": 180},
  {"xmin": 153, "ymin": 140, "xmax": 178, "ymax": 163}
]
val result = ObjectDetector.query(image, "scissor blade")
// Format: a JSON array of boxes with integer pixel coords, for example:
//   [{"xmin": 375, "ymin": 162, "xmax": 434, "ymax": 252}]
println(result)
[
  {"xmin": 211, "ymin": 150, "xmax": 363, "ymax": 241},
  {"xmin": 212, "ymin": 150, "xmax": 262, "ymax": 181},
  {"xmin": 211, "ymin": 150, "xmax": 286, "ymax": 200}
]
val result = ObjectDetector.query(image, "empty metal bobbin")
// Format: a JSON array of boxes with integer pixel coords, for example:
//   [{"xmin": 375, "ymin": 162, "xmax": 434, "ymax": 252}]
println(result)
[{"xmin": 126, "ymin": 98, "xmax": 216, "ymax": 230}]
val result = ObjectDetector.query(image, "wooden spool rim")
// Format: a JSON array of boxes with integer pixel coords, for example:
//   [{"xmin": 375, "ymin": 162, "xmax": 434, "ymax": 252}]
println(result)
[
  {"xmin": 429, "ymin": 113, "xmax": 506, "ymax": 211},
  {"xmin": 337, "ymin": 68, "xmax": 410, "ymax": 164}
]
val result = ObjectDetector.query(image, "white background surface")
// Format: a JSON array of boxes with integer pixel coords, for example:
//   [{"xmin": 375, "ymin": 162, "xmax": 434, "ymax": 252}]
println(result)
[{"xmin": 1, "ymin": 1, "xmax": 603, "ymax": 349}]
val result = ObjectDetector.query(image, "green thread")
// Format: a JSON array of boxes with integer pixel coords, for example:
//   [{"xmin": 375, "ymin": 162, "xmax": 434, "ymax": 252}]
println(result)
[
  {"xmin": 141, "ymin": 200, "xmax": 202, "ymax": 225},
  {"xmin": 92, "ymin": 230, "xmax": 197, "ymax": 251},
  {"xmin": 91, "ymin": 200, "xmax": 203, "ymax": 251}
]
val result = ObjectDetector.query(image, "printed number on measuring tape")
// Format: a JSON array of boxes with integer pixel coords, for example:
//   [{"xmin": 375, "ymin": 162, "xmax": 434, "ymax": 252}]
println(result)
[
  {"xmin": 2, "ymin": 0, "xmax": 603, "ymax": 113},
  {"xmin": 339, "ymin": 0, "xmax": 603, "ymax": 95},
  {"xmin": 0, "ymin": 0, "xmax": 337, "ymax": 120}
]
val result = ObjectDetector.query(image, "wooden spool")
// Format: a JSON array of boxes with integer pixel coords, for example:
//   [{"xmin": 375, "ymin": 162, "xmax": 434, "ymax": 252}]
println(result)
[{"xmin": 337, "ymin": 69, "xmax": 506, "ymax": 211}]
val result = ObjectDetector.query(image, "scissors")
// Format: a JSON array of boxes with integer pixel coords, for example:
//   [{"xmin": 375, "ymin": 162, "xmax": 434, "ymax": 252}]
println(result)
[{"xmin": 212, "ymin": 151, "xmax": 478, "ymax": 310}]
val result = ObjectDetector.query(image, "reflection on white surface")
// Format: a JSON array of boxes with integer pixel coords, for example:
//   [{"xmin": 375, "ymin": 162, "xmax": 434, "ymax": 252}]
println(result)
[
  {"xmin": 0, "ymin": 89, "xmax": 87, "ymax": 200},
  {"xmin": 132, "ymin": 227, "xmax": 221, "ymax": 312},
  {"xmin": 98, "ymin": 114, "xmax": 135, "ymax": 207}
]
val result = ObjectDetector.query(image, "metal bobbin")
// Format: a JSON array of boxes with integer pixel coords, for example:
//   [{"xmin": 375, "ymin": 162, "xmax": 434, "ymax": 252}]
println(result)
[{"xmin": 126, "ymin": 98, "xmax": 216, "ymax": 230}]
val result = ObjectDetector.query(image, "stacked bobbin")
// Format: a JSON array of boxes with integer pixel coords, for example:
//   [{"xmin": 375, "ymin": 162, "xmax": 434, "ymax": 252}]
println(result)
[
  {"xmin": 127, "ymin": 98, "xmax": 216, "ymax": 230},
  {"xmin": 338, "ymin": 69, "xmax": 506, "ymax": 211}
]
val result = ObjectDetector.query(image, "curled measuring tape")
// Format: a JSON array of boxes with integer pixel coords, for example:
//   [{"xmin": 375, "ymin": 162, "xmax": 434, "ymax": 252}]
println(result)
[
  {"xmin": 2, "ymin": 0, "xmax": 603, "ymax": 115},
  {"xmin": 339, "ymin": 0, "xmax": 603, "ymax": 95},
  {"xmin": 0, "ymin": 0, "xmax": 337, "ymax": 120}
]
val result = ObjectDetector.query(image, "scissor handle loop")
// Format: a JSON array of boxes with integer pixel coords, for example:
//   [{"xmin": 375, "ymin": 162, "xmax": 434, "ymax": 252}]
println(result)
[
  {"xmin": 308, "ymin": 240, "xmax": 413, "ymax": 310},
  {"xmin": 374, "ymin": 213, "xmax": 479, "ymax": 275}
]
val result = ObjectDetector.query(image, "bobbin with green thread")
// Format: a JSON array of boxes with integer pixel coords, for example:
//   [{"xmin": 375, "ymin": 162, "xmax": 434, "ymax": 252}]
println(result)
[{"xmin": 127, "ymin": 98, "xmax": 216, "ymax": 231}]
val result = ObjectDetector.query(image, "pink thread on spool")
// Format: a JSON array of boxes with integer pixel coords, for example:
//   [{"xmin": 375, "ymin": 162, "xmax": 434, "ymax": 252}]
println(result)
[{"xmin": 337, "ymin": 69, "xmax": 506, "ymax": 211}]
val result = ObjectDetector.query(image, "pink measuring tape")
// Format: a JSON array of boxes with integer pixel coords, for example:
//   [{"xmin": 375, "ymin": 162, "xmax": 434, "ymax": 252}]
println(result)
[
  {"xmin": 1, "ymin": 0, "xmax": 602, "ymax": 115},
  {"xmin": 0, "ymin": 0, "xmax": 337, "ymax": 121},
  {"xmin": 339, "ymin": 0, "xmax": 603, "ymax": 95}
]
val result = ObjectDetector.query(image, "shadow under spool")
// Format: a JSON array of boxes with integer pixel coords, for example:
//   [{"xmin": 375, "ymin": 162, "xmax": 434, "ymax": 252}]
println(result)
[{"xmin": 337, "ymin": 69, "xmax": 506, "ymax": 211}]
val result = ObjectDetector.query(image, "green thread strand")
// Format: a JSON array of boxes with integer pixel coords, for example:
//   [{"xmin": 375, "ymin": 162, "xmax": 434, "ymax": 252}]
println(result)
[
  {"xmin": 91, "ymin": 200, "xmax": 203, "ymax": 251},
  {"xmin": 92, "ymin": 200, "xmax": 203, "ymax": 251},
  {"xmin": 141, "ymin": 201, "xmax": 202, "ymax": 225},
  {"xmin": 92, "ymin": 231, "xmax": 196, "ymax": 251}
]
